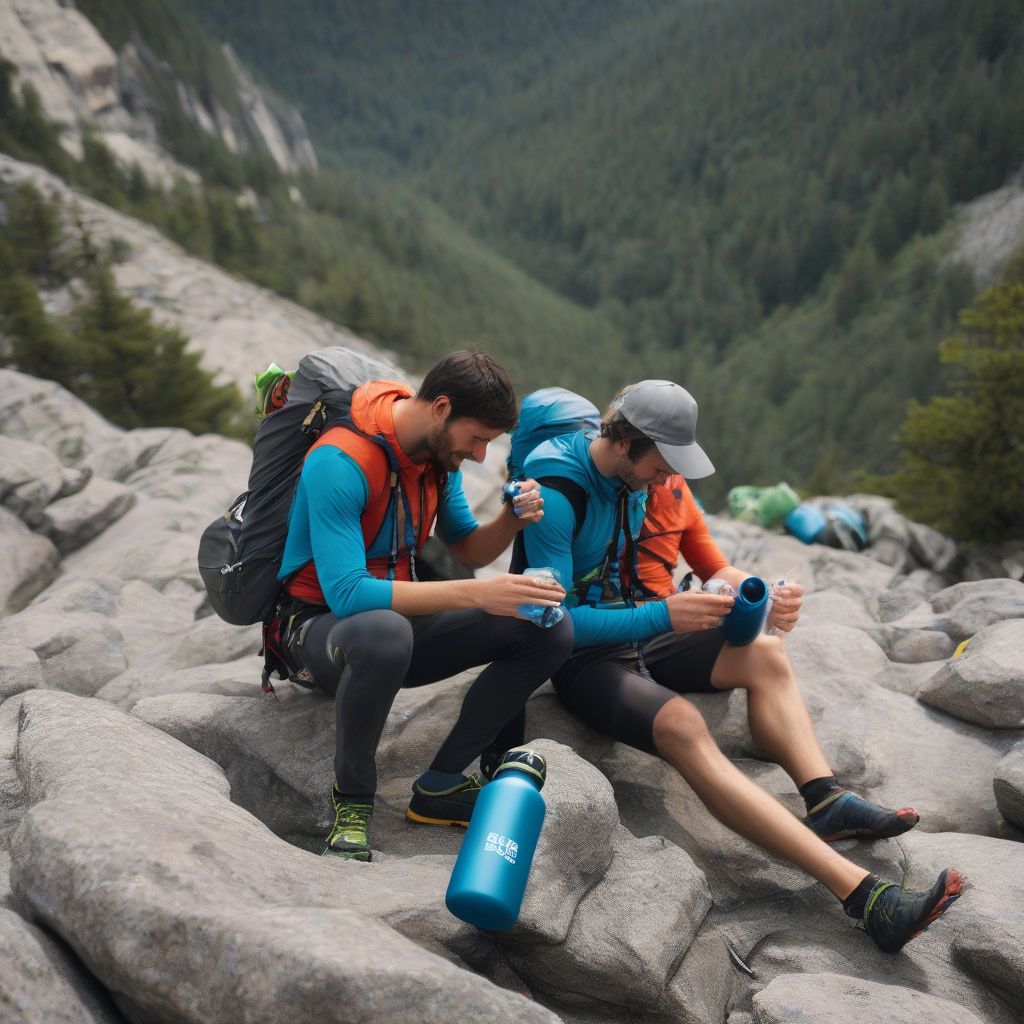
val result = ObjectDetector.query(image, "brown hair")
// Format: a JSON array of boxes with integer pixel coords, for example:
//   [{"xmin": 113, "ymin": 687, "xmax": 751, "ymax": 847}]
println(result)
[
  {"xmin": 418, "ymin": 350, "xmax": 518, "ymax": 429},
  {"xmin": 600, "ymin": 387, "xmax": 656, "ymax": 461}
]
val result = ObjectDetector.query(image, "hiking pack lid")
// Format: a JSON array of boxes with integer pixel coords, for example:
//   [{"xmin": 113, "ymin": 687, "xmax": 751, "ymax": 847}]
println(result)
[{"xmin": 493, "ymin": 749, "xmax": 547, "ymax": 787}]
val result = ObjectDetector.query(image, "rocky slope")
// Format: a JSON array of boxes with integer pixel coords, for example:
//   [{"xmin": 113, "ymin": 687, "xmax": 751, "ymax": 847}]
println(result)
[
  {"xmin": 0, "ymin": 151, "xmax": 375, "ymax": 397},
  {"xmin": 1, "ymin": 362, "xmax": 1023, "ymax": 1024},
  {"xmin": 0, "ymin": 0, "xmax": 317, "ymax": 184}
]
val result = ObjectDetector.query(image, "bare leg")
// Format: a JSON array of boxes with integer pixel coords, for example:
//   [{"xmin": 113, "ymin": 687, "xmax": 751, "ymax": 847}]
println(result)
[
  {"xmin": 652, "ymin": 696, "xmax": 867, "ymax": 898},
  {"xmin": 710, "ymin": 634, "xmax": 831, "ymax": 787}
]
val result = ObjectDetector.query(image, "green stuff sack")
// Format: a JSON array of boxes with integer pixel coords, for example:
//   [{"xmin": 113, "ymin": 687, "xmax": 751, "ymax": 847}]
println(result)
[{"xmin": 727, "ymin": 482, "xmax": 800, "ymax": 528}]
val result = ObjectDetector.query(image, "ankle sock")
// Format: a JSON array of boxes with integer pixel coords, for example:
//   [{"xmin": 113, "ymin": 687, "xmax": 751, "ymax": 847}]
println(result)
[
  {"xmin": 841, "ymin": 873, "xmax": 882, "ymax": 919},
  {"xmin": 799, "ymin": 775, "xmax": 842, "ymax": 813},
  {"xmin": 415, "ymin": 769, "xmax": 466, "ymax": 793}
]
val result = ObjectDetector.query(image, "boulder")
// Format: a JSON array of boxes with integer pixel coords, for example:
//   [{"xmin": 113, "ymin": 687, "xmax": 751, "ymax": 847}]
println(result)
[
  {"xmin": 164, "ymin": 615, "xmax": 260, "ymax": 670},
  {"xmin": 9, "ymin": 692, "xmax": 557, "ymax": 1024},
  {"xmin": 749, "ymin": 972, "xmax": 984, "ymax": 1024},
  {"xmin": 41, "ymin": 477, "xmax": 136, "ymax": 554},
  {"xmin": 866, "ymin": 587, "xmax": 929, "ymax": 624},
  {"xmin": 864, "ymin": 626, "xmax": 955, "ymax": 664},
  {"xmin": 0, "ymin": 436, "xmax": 70, "ymax": 527},
  {"xmin": 994, "ymin": 743, "xmax": 1024, "ymax": 831},
  {"xmin": 668, "ymin": 830, "xmax": 1023, "ymax": 1024},
  {"xmin": 917, "ymin": 619, "xmax": 1024, "ymax": 728},
  {"xmin": 0, "ymin": 507, "xmax": 60, "ymax": 614},
  {"xmin": 96, "ymin": 657, "xmax": 261, "ymax": 709},
  {"xmin": 0, "ymin": 909, "xmax": 124, "ymax": 1024},
  {"xmin": 1, "ymin": 370, "xmax": 121, "ymax": 466},
  {"xmin": 0, "ymin": 643, "xmax": 45, "ymax": 704},
  {"xmin": 0, "ymin": 609, "xmax": 127, "ymax": 697},
  {"xmin": 929, "ymin": 577, "xmax": 1024, "ymax": 614},
  {"xmin": 875, "ymin": 660, "xmax": 946, "ymax": 698}
]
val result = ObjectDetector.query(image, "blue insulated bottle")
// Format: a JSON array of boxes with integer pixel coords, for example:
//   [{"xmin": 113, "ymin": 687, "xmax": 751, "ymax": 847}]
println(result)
[
  {"xmin": 722, "ymin": 576, "xmax": 770, "ymax": 646},
  {"xmin": 445, "ymin": 750, "xmax": 547, "ymax": 930}
]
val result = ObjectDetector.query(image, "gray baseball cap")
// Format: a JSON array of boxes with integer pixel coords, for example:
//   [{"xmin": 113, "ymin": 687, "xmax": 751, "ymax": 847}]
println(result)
[{"xmin": 613, "ymin": 380, "xmax": 715, "ymax": 479}]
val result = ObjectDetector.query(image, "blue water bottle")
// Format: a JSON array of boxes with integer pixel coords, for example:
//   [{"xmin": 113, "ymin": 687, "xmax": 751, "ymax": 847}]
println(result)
[
  {"xmin": 518, "ymin": 567, "xmax": 566, "ymax": 628},
  {"xmin": 445, "ymin": 749, "xmax": 547, "ymax": 930},
  {"xmin": 721, "ymin": 576, "xmax": 770, "ymax": 646}
]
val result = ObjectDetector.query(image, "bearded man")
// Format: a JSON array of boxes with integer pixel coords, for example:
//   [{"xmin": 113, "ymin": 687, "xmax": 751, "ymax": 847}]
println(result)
[{"xmin": 277, "ymin": 350, "xmax": 572, "ymax": 860}]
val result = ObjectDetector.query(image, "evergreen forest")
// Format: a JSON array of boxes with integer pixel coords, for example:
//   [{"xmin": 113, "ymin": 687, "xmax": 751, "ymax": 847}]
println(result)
[{"xmin": 3, "ymin": 0, "xmax": 1024, "ymax": 534}]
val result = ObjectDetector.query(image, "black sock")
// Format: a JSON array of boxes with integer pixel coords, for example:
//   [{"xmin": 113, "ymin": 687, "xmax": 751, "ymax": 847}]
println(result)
[
  {"xmin": 799, "ymin": 775, "xmax": 842, "ymax": 814},
  {"xmin": 334, "ymin": 785, "xmax": 373, "ymax": 803},
  {"xmin": 842, "ymin": 873, "xmax": 881, "ymax": 918}
]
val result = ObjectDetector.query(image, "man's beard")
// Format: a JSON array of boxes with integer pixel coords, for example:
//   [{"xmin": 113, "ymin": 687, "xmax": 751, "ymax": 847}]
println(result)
[{"xmin": 427, "ymin": 423, "xmax": 470, "ymax": 472}]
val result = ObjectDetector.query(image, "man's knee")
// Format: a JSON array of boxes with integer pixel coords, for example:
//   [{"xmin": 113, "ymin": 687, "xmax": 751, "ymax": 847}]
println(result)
[
  {"xmin": 332, "ymin": 610, "xmax": 413, "ymax": 676},
  {"xmin": 652, "ymin": 696, "xmax": 714, "ymax": 752},
  {"xmin": 715, "ymin": 632, "xmax": 791, "ymax": 689},
  {"xmin": 539, "ymin": 612, "xmax": 575, "ymax": 661}
]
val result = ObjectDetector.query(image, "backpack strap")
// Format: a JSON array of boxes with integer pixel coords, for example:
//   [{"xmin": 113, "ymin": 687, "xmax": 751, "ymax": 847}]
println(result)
[
  {"xmin": 321, "ymin": 415, "xmax": 421, "ymax": 581},
  {"xmin": 508, "ymin": 476, "xmax": 588, "ymax": 574}
]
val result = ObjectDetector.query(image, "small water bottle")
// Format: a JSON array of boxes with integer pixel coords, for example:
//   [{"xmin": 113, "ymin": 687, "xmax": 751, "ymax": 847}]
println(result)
[
  {"xmin": 518, "ymin": 567, "xmax": 565, "ymax": 628},
  {"xmin": 446, "ymin": 749, "xmax": 547, "ymax": 930},
  {"xmin": 502, "ymin": 481, "xmax": 523, "ymax": 516},
  {"xmin": 720, "ymin": 576, "xmax": 771, "ymax": 646}
]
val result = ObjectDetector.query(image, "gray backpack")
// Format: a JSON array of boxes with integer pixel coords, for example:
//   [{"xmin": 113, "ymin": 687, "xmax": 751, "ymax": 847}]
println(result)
[{"xmin": 197, "ymin": 346, "xmax": 401, "ymax": 626}]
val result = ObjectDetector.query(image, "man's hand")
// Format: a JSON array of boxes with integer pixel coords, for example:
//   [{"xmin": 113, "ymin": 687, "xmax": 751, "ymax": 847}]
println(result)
[
  {"xmin": 664, "ymin": 590, "xmax": 734, "ymax": 633},
  {"xmin": 767, "ymin": 582, "xmax": 804, "ymax": 633},
  {"xmin": 475, "ymin": 572, "xmax": 565, "ymax": 618},
  {"xmin": 507, "ymin": 479, "xmax": 544, "ymax": 528}
]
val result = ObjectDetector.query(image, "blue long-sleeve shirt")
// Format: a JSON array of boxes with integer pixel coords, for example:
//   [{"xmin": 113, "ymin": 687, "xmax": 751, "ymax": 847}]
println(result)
[
  {"xmin": 279, "ymin": 445, "xmax": 477, "ymax": 619},
  {"xmin": 523, "ymin": 431, "xmax": 671, "ymax": 648}
]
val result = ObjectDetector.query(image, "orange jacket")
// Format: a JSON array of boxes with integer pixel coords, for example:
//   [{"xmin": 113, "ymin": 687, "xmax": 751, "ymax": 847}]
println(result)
[{"xmin": 636, "ymin": 476, "xmax": 729, "ymax": 598}]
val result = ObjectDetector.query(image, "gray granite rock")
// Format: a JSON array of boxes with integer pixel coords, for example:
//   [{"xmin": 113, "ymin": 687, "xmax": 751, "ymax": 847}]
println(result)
[
  {"xmin": 917, "ymin": 619, "xmax": 1024, "ymax": 728},
  {"xmin": 930, "ymin": 577, "xmax": 1024, "ymax": 614},
  {"xmin": 41, "ymin": 477, "xmax": 136, "ymax": 555},
  {"xmin": 0, "ymin": 609, "xmax": 127, "ymax": 697},
  {"xmin": 0, "ymin": 507, "xmax": 60, "ymax": 614},
  {"xmin": 0, "ymin": 437, "xmax": 68, "ymax": 527},
  {"xmin": 0, "ymin": 643, "xmax": 45, "ymax": 704},
  {"xmin": 9, "ymin": 692, "xmax": 558, "ymax": 1024},
  {"xmin": 749, "ymin": 972, "xmax": 983, "ymax": 1024},
  {"xmin": 865, "ymin": 625, "xmax": 955, "ymax": 664},
  {"xmin": 993, "ymin": 743, "xmax": 1024, "ymax": 831},
  {"xmin": 0, "ymin": 909, "xmax": 124, "ymax": 1024}
]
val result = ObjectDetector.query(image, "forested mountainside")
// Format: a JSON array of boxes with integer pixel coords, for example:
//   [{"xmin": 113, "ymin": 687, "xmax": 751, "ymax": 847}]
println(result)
[
  {"xmin": 182, "ymin": 0, "xmax": 1024, "ymax": 503},
  {"xmin": 4, "ymin": 0, "xmax": 1023, "ymax": 508},
  {"xmin": 1, "ymin": 0, "xmax": 618, "ymax": 423}
]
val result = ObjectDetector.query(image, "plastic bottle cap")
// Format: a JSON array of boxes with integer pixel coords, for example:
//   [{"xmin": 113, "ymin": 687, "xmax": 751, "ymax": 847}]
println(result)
[{"xmin": 492, "ymin": 749, "xmax": 547, "ymax": 788}]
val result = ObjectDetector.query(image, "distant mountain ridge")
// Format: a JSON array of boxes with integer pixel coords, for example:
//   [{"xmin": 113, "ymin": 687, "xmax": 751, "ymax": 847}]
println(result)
[{"xmin": 1, "ymin": 0, "xmax": 317, "ymax": 185}]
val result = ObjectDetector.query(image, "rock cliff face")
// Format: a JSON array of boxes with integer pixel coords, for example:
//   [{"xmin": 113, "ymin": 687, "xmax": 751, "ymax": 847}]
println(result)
[
  {"xmin": 0, "ymin": 152, "xmax": 365, "ymax": 397},
  {"xmin": 0, "ymin": 0, "xmax": 317, "ymax": 182},
  {"xmin": 1, "ymin": 361, "xmax": 1023, "ymax": 1024}
]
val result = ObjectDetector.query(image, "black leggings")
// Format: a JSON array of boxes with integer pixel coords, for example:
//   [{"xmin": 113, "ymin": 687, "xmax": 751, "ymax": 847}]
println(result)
[{"xmin": 293, "ymin": 607, "xmax": 574, "ymax": 796}]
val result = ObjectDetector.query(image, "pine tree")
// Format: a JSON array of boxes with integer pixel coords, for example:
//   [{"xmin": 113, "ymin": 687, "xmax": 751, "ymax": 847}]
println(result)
[
  {"xmin": 71, "ymin": 261, "xmax": 248, "ymax": 436},
  {"xmin": 0, "ymin": 254, "xmax": 74, "ymax": 386},
  {"xmin": 887, "ymin": 278, "xmax": 1024, "ymax": 541}
]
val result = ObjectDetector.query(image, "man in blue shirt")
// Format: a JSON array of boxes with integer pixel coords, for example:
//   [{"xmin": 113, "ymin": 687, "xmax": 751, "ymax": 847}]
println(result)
[
  {"xmin": 278, "ymin": 352, "xmax": 573, "ymax": 861},
  {"xmin": 519, "ymin": 379, "xmax": 962, "ymax": 954}
]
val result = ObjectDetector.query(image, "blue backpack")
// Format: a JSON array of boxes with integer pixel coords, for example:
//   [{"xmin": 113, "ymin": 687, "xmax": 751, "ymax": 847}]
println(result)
[
  {"xmin": 784, "ymin": 500, "xmax": 868, "ymax": 552},
  {"xmin": 507, "ymin": 388, "xmax": 600, "ymax": 573}
]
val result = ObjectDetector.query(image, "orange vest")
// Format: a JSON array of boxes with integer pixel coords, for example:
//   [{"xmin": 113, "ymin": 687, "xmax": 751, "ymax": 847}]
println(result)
[{"xmin": 285, "ymin": 381, "xmax": 444, "ymax": 604}]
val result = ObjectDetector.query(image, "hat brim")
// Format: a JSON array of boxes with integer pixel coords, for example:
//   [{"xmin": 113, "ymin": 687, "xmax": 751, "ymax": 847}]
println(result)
[{"xmin": 655, "ymin": 439, "xmax": 715, "ymax": 480}]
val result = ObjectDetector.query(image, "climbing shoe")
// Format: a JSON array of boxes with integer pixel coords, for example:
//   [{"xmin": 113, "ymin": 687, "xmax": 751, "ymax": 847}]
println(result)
[
  {"xmin": 855, "ymin": 869, "xmax": 964, "ymax": 953},
  {"xmin": 406, "ymin": 772, "xmax": 484, "ymax": 827},
  {"xmin": 323, "ymin": 785, "xmax": 373, "ymax": 862},
  {"xmin": 806, "ymin": 788, "xmax": 919, "ymax": 842}
]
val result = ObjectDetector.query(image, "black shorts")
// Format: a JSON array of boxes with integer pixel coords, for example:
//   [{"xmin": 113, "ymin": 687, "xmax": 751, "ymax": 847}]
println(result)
[{"xmin": 551, "ymin": 628, "xmax": 728, "ymax": 756}]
